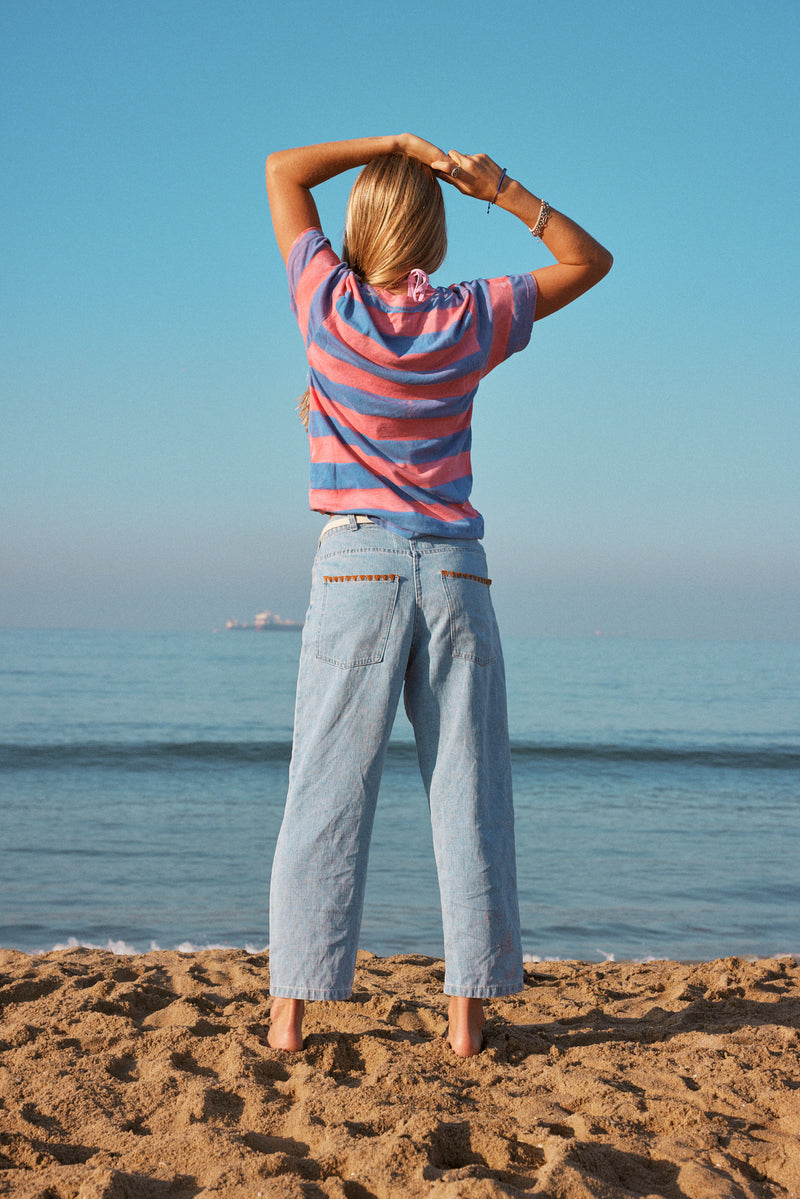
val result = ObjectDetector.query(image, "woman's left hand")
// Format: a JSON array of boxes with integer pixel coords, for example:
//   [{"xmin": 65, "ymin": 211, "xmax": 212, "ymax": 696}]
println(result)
[
  {"xmin": 267, "ymin": 134, "xmax": 459, "ymax": 263},
  {"xmin": 398, "ymin": 132, "xmax": 457, "ymax": 178}
]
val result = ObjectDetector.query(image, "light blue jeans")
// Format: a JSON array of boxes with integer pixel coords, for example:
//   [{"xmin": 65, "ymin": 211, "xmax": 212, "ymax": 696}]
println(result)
[{"xmin": 268, "ymin": 518, "xmax": 522, "ymax": 1000}]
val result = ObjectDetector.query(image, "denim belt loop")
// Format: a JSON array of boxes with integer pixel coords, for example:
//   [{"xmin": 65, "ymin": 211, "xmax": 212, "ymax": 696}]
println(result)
[{"xmin": 319, "ymin": 514, "xmax": 374, "ymax": 545}]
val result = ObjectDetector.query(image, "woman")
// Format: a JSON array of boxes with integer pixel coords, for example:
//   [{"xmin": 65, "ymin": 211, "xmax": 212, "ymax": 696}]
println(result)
[{"xmin": 265, "ymin": 134, "xmax": 612, "ymax": 1055}]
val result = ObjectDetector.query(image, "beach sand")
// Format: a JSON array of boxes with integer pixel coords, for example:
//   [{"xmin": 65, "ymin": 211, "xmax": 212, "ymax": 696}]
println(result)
[{"xmin": 0, "ymin": 948, "xmax": 798, "ymax": 1198}]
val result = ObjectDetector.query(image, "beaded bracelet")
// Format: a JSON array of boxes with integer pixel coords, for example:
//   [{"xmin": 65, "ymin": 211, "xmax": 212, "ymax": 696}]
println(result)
[
  {"xmin": 529, "ymin": 199, "xmax": 551, "ymax": 238},
  {"xmin": 487, "ymin": 167, "xmax": 507, "ymax": 213}
]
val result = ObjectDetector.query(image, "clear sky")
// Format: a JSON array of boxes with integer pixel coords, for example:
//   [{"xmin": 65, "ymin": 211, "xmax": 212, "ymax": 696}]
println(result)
[{"xmin": 3, "ymin": 0, "xmax": 798, "ymax": 638}]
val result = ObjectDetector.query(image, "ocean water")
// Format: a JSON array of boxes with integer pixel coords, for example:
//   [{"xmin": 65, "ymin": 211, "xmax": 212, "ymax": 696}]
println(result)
[{"xmin": 1, "ymin": 628, "xmax": 798, "ymax": 963}]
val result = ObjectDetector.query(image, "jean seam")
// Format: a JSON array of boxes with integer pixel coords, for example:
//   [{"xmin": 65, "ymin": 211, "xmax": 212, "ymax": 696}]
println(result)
[{"xmin": 317, "ymin": 548, "xmax": 409, "ymax": 561}]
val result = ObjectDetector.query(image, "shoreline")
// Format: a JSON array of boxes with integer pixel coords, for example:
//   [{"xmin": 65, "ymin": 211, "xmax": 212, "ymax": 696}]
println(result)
[
  {"xmin": 9, "ymin": 935, "xmax": 799, "ymax": 967},
  {"xmin": 1, "ymin": 947, "xmax": 798, "ymax": 1197}
]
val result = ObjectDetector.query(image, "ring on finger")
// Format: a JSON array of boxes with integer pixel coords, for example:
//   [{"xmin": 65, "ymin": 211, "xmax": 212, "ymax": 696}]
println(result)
[{"xmin": 450, "ymin": 166, "xmax": 460, "ymax": 178}]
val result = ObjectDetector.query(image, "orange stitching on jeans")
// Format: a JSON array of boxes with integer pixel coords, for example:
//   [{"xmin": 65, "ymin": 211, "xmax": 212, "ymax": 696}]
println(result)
[
  {"xmin": 441, "ymin": 570, "xmax": 492, "ymax": 586},
  {"xmin": 323, "ymin": 574, "xmax": 398, "ymax": 583}
]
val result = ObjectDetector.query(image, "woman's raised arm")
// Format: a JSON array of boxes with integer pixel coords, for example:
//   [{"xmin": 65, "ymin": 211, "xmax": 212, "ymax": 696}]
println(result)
[
  {"xmin": 443, "ymin": 151, "xmax": 613, "ymax": 320},
  {"xmin": 265, "ymin": 135, "xmax": 452, "ymax": 263}
]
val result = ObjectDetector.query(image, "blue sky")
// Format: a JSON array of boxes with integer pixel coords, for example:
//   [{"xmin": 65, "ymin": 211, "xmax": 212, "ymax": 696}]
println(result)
[{"xmin": 3, "ymin": 0, "xmax": 798, "ymax": 638}]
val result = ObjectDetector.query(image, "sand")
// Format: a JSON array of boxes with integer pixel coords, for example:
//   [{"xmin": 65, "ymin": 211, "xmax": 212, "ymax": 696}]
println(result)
[{"xmin": 0, "ymin": 948, "xmax": 798, "ymax": 1198}]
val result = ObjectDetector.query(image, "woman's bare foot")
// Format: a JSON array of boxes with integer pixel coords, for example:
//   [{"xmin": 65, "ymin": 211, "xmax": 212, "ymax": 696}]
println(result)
[
  {"xmin": 447, "ymin": 997, "xmax": 485, "ymax": 1057},
  {"xmin": 268, "ymin": 997, "xmax": 305, "ymax": 1051}
]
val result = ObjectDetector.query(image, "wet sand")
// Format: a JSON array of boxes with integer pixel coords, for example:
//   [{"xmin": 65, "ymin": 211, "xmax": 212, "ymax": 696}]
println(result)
[{"xmin": 1, "ymin": 947, "xmax": 798, "ymax": 1197}]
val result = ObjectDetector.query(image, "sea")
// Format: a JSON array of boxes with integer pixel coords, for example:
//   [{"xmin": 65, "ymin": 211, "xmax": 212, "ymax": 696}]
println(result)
[{"xmin": 1, "ymin": 628, "xmax": 798, "ymax": 964}]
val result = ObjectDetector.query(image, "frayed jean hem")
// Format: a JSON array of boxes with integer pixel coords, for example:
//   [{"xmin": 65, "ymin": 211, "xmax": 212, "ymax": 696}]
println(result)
[
  {"xmin": 444, "ymin": 980, "xmax": 524, "ymax": 998},
  {"xmin": 270, "ymin": 986, "xmax": 353, "ymax": 1001}
]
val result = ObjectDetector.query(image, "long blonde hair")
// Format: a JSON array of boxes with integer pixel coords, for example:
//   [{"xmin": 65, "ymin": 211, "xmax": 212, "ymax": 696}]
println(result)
[{"xmin": 297, "ymin": 154, "xmax": 447, "ymax": 426}]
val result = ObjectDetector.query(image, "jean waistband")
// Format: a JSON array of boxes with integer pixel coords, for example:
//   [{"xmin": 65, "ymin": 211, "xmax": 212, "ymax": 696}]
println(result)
[{"xmin": 319, "ymin": 514, "xmax": 375, "ymax": 541}]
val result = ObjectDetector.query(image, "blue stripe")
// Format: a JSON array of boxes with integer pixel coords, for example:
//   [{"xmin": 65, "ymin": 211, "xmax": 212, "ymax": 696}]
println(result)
[
  {"xmin": 305, "ymin": 266, "xmax": 349, "ymax": 344},
  {"xmin": 451, "ymin": 280, "xmax": 497, "ymax": 363},
  {"xmin": 314, "ymin": 507, "xmax": 484, "ymax": 540},
  {"xmin": 334, "ymin": 291, "xmax": 478, "ymax": 358},
  {"xmin": 506, "ymin": 274, "xmax": 538, "ymax": 354},
  {"xmin": 352, "ymin": 510, "xmax": 484, "ymax": 539}
]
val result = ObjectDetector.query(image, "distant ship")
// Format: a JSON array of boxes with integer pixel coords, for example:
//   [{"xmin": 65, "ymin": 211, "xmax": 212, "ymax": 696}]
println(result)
[{"xmin": 224, "ymin": 609, "xmax": 302, "ymax": 631}]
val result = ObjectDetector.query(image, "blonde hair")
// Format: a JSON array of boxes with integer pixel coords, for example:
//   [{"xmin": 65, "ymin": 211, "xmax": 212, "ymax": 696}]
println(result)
[
  {"xmin": 343, "ymin": 154, "xmax": 447, "ymax": 289},
  {"xmin": 297, "ymin": 154, "xmax": 447, "ymax": 426}
]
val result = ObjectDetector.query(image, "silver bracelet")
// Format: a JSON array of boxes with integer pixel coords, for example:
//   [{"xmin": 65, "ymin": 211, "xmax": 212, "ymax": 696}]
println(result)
[{"xmin": 529, "ymin": 200, "xmax": 551, "ymax": 238}]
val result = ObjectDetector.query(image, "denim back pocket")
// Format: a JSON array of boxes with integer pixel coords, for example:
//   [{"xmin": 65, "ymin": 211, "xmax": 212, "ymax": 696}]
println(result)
[
  {"xmin": 440, "ymin": 569, "xmax": 498, "ymax": 666},
  {"xmin": 316, "ymin": 573, "xmax": 400, "ymax": 668}
]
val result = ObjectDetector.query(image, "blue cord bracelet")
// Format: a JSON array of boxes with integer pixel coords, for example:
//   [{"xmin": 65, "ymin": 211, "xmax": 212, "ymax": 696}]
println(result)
[{"xmin": 487, "ymin": 167, "xmax": 507, "ymax": 213}]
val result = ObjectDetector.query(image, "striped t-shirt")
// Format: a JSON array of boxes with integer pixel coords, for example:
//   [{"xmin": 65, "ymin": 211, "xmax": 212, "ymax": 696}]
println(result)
[{"xmin": 288, "ymin": 227, "xmax": 537, "ymax": 539}]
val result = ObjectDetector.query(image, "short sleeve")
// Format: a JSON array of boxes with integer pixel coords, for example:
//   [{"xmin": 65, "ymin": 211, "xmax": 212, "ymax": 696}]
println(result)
[
  {"xmin": 478, "ymin": 272, "xmax": 538, "ymax": 374},
  {"xmin": 286, "ymin": 228, "xmax": 346, "ymax": 342}
]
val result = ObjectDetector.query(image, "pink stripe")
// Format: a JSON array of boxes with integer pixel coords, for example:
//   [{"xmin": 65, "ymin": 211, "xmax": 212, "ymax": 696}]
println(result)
[
  {"xmin": 293, "ymin": 244, "xmax": 341, "ymax": 339},
  {"xmin": 484, "ymin": 277, "xmax": 514, "ymax": 373},
  {"xmin": 310, "ymin": 342, "xmax": 482, "ymax": 404},
  {"xmin": 311, "ymin": 436, "xmax": 472, "ymax": 488},
  {"xmin": 310, "ymin": 487, "xmax": 479, "ymax": 522},
  {"xmin": 312, "ymin": 390, "xmax": 473, "ymax": 442}
]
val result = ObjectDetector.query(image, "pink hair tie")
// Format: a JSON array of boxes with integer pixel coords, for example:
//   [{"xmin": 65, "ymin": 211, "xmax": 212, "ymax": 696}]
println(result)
[{"xmin": 407, "ymin": 269, "xmax": 430, "ymax": 301}]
